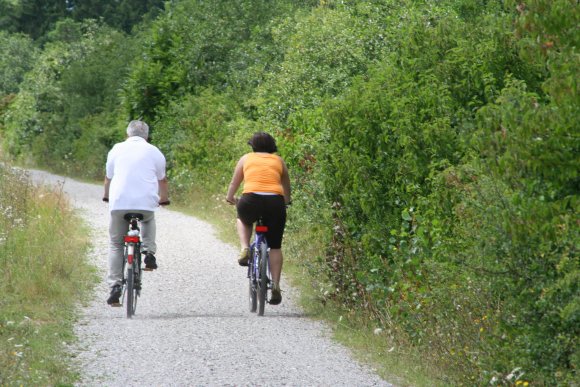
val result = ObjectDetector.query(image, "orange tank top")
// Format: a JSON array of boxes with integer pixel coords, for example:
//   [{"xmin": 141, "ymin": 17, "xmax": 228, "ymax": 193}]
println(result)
[{"xmin": 242, "ymin": 153, "xmax": 284, "ymax": 195}]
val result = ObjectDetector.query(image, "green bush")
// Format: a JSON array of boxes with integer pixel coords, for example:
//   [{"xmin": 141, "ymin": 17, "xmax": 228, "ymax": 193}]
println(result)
[
  {"xmin": 0, "ymin": 31, "xmax": 39, "ymax": 95},
  {"xmin": 122, "ymin": 0, "xmax": 317, "ymax": 123},
  {"xmin": 152, "ymin": 89, "xmax": 251, "ymax": 198},
  {"xmin": 2, "ymin": 20, "xmax": 135, "ymax": 173}
]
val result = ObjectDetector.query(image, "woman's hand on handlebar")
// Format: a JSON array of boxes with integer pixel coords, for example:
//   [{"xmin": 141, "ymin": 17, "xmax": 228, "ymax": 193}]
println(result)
[{"xmin": 226, "ymin": 196, "xmax": 238, "ymax": 205}]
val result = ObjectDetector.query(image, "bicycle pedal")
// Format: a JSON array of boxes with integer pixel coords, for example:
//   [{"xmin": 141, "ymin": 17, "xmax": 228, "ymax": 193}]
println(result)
[
  {"xmin": 110, "ymin": 303, "xmax": 122, "ymax": 307},
  {"xmin": 143, "ymin": 268, "xmax": 154, "ymax": 271}
]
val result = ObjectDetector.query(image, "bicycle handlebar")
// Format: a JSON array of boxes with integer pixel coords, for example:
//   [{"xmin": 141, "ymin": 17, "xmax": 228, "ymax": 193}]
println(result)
[{"xmin": 102, "ymin": 197, "xmax": 171, "ymax": 206}]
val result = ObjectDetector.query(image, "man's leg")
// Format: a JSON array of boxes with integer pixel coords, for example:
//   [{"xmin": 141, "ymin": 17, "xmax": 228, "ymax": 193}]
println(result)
[
  {"xmin": 139, "ymin": 211, "xmax": 156, "ymax": 254},
  {"xmin": 107, "ymin": 210, "xmax": 127, "ymax": 288},
  {"xmin": 139, "ymin": 211, "xmax": 157, "ymax": 269},
  {"xmin": 106, "ymin": 211, "xmax": 127, "ymax": 305}
]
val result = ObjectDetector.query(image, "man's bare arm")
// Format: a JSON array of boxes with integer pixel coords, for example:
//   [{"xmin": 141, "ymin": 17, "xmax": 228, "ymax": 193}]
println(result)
[
  {"xmin": 158, "ymin": 177, "xmax": 169, "ymax": 203},
  {"xmin": 103, "ymin": 177, "xmax": 111, "ymax": 201}
]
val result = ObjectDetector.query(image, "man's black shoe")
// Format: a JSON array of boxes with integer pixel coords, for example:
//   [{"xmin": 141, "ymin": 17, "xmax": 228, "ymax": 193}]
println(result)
[
  {"xmin": 144, "ymin": 252, "xmax": 158, "ymax": 271},
  {"xmin": 107, "ymin": 285, "xmax": 122, "ymax": 306}
]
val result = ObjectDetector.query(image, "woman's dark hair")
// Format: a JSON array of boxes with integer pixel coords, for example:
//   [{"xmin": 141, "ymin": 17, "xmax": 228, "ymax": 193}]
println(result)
[{"xmin": 248, "ymin": 132, "xmax": 278, "ymax": 153}]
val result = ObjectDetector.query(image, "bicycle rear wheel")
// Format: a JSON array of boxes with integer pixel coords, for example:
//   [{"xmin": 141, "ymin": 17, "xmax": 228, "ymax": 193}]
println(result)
[
  {"xmin": 248, "ymin": 247, "xmax": 257, "ymax": 313},
  {"xmin": 257, "ymin": 242, "xmax": 269, "ymax": 316},
  {"xmin": 126, "ymin": 266, "xmax": 137, "ymax": 318},
  {"xmin": 126, "ymin": 251, "xmax": 141, "ymax": 317}
]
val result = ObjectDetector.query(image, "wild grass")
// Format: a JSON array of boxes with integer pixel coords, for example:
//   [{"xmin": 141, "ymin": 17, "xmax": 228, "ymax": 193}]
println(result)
[{"xmin": 0, "ymin": 165, "xmax": 96, "ymax": 386}]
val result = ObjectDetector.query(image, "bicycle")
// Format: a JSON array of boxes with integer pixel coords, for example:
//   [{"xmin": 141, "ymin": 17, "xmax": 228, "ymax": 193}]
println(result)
[
  {"xmin": 248, "ymin": 218, "xmax": 271, "ymax": 316},
  {"xmin": 121, "ymin": 212, "xmax": 144, "ymax": 318},
  {"xmin": 104, "ymin": 200, "xmax": 170, "ymax": 318}
]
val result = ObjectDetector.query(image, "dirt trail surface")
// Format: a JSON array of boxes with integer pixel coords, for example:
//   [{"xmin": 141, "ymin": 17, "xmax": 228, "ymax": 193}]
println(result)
[{"xmin": 29, "ymin": 170, "xmax": 392, "ymax": 387}]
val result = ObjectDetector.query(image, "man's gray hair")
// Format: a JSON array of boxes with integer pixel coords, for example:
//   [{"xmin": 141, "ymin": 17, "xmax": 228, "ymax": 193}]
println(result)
[{"xmin": 126, "ymin": 120, "xmax": 149, "ymax": 139}]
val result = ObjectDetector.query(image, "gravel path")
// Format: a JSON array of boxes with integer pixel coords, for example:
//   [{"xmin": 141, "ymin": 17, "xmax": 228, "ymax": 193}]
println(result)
[{"xmin": 29, "ymin": 170, "xmax": 392, "ymax": 387}]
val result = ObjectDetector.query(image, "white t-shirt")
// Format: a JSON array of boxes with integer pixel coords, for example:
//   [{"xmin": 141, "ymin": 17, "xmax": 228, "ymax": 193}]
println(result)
[{"xmin": 106, "ymin": 136, "xmax": 166, "ymax": 211}]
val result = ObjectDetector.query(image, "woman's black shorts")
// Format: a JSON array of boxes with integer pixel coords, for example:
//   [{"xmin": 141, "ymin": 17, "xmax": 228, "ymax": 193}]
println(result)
[{"xmin": 236, "ymin": 193, "xmax": 286, "ymax": 249}]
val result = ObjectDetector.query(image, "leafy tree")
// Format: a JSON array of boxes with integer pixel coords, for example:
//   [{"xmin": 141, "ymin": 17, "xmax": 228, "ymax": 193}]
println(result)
[
  {"xmin": 2, "ymin": 19, "xmax": 133, "ymax": 175},
  {"xmin": 0, "ymin": 0, "xmax": 20, "ymax": 33},
  {"xmin": 254, "ymin": 6, "xmax": 373, "ymax": 123},
  {"xmin": 152, "ymin": 88, "xmax": 245, "ymax": 197},
  {"xmin": 0, "ymin": 31, "xmax": 38, "ymax": 94},
  {"xmin": 0, "ymin": 0, "xmax": 163, "ymax": 41},
  {"xmin": 69, "ymin": 0, "xmax": 164, "ymax": 33},
  {"xmin": 15, "ymin": 0, "xmax": 70, "ymax": 40},
  {"xmin": 122, "ymin": 0, "xmax": 317, "ymax": 123}
]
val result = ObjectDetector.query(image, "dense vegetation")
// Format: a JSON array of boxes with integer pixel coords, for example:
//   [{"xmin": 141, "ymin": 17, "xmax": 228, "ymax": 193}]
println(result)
[{"xmin": 0, "ymin": 0, "xmax": 577, "ymax": 384}]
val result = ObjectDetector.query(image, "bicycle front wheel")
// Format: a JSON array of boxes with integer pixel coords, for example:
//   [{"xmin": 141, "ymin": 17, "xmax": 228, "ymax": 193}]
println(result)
[
  {"xmin": 249, "ymin": 247, "xmax": 257, "ymax": 313},
  {"xmin": 257, "ymin": 242, "xmax": 269, "ymax": 316}
]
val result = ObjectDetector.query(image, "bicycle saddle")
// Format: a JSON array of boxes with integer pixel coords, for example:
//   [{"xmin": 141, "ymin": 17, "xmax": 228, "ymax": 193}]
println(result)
[{"xmin": 123, "ymin": 213, "xmax": 144, "ymax": 221}]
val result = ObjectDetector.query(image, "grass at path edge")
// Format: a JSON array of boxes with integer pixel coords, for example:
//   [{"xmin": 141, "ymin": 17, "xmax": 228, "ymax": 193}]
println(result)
[{"xmin": 0, "ymin": 167, "xmax": 97, "ymax": 386}]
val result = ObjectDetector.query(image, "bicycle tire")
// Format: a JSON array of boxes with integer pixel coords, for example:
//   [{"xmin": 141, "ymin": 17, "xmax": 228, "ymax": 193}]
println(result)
[
  {"xmin": 125, "ymin": 267, "xmax": 135, "ymax": 318},
  {"xmin": 126, "ymin": 266, "xmax": 137, "ymax": 318},
  {"xmin": 249, "ymin": 247, "xmax": 258, "ymax": 313},
  {"xmin": 257, "ymin": 242, "xmax": 269, "ymax": 316}
]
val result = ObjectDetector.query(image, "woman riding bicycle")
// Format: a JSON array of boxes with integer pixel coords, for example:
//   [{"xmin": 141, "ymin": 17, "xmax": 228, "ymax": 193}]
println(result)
[{"xmin": 226, "ymin": 132, "xmax": 291, "ymax": 305}]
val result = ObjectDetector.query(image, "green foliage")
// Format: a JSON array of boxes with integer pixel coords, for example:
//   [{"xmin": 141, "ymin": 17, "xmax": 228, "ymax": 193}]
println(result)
[
  {"xmin": 321, "ymin": 62, "xmax": 457, "ymax": 262},
  {"xmin": 11, "ymin": 0, "xmax": 71, "ymax": 41},
  {"xmin": 152, "ymin": 88, "xmax": 248, "ymax": 198},
  {"xmin": 0, "ymin": 0, "xmax": 20, "ymax": 33},
  {"xmin": 468, "ymin": 79, "xmax": 578, "ymax": 384},
  {"xmin": 122, "ymin": 0, "xmax": 317, "ymax": 123},
  {"xmin": 2, "ymin": 19, "xmax": 135, "ymax": 174},
  {"xmin": 292, "ymin": 1, "xmax": 577, "ymax": 384},
  {"xmin": 69, "ymin": 112, "xmax": 124, "ymax": 179},
  {"xmin": 58, "ymin": 27, "xmax": 133, "ymax": 120},
  {"xmin": 69, "ymin": 0, "xmax": 164, "ymax": 33},
  {"xmin": 0, "ymin": 0, "xmax": 164, "ymax": 40},
  {"xmin": 0, "ymin": 31, "xmax": 38, "ymax": 94},
  {"xmin": 254, "ymin": 5, "xmax": 373, "ymax": 122}
]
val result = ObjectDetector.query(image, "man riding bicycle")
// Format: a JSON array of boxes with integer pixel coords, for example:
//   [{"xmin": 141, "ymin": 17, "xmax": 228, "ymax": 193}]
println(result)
[
  {"xmin": 102, "ymin": 120, "xmax": 169, "ymax": 306},
  {"xmin": 226, "ymin": 132, "xmax": 291, "ymax": 305}
]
